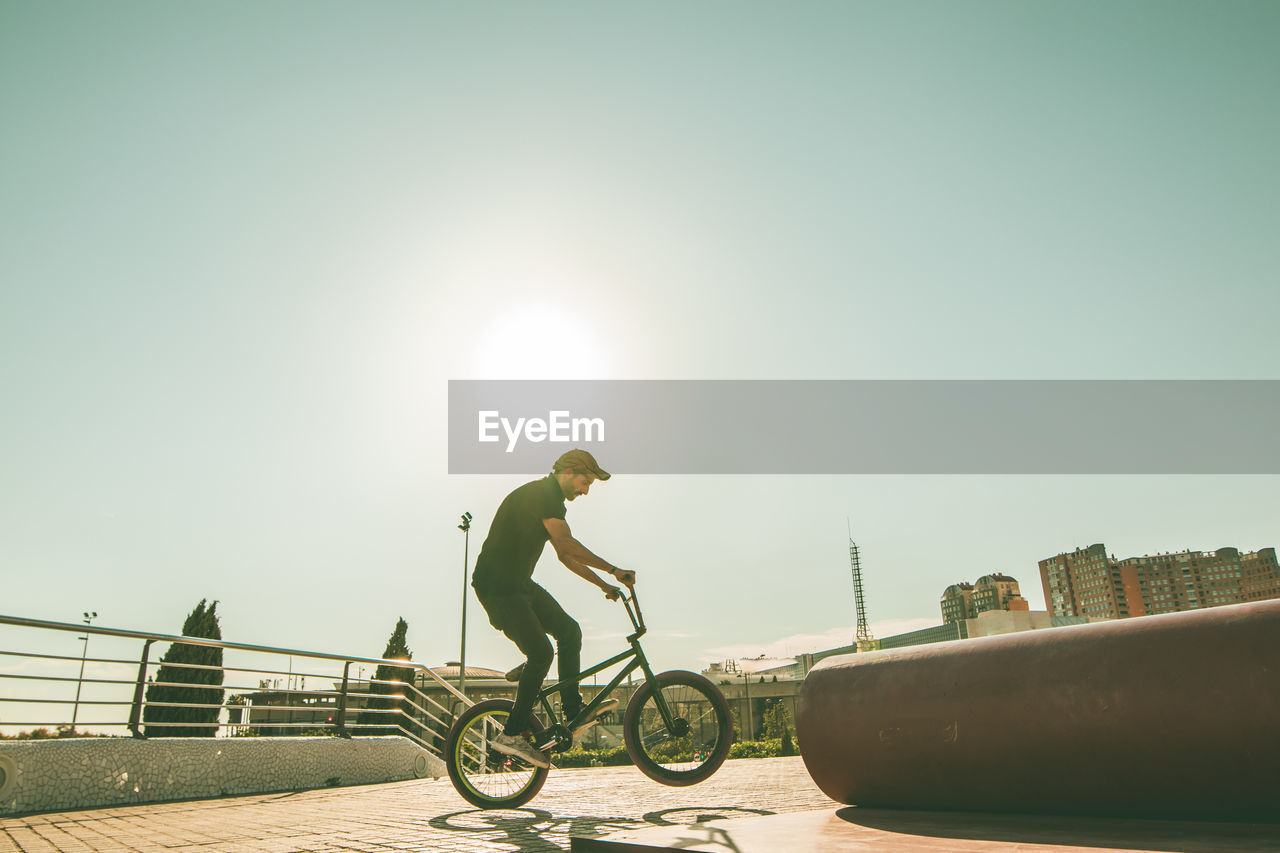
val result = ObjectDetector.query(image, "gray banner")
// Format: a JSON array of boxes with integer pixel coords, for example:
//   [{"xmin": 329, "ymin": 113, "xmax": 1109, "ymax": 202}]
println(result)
[{"xmin": 447, "ymin": 380, "xmax": 1280, "ymax": 474}]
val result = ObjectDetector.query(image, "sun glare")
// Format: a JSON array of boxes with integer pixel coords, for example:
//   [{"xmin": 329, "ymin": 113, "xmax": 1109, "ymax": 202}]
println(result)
[{"xmin": 471, "ymin": 304, "xmax": 614, "ymax": 379}]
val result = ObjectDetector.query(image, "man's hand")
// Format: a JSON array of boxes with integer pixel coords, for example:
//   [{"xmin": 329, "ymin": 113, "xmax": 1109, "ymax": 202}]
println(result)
[
  {"xmin": 601, "ymin": 584, "xmax": 623, "ymax": 601},
  {"xmin": 612, "ymin": 568, "xmax": 636, "ymax": 586}
]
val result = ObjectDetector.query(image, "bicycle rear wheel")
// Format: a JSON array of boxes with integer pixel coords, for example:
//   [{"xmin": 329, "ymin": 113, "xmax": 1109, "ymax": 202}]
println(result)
[
  {"xmin": 623, "ymin": 670, "xmax": 732, "ymax": 786},
  {"xmin": 444, "ymin": 699, "xmax": 550, "ymax": 809}
]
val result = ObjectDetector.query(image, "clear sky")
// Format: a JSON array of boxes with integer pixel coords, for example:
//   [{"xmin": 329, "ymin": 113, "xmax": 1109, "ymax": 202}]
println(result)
[{"xmin": 3, "ymin": 1, "xmax": 1278, "ymax": 682}]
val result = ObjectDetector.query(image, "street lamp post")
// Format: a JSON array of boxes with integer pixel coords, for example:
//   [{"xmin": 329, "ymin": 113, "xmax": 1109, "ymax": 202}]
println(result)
[
  {"xmin": 457, "ymin": 512, "xmax": 472, "ymax": 696},
  {"xmin": 71, "ymin": 611, "xmax": 97, "ymax": 735}
]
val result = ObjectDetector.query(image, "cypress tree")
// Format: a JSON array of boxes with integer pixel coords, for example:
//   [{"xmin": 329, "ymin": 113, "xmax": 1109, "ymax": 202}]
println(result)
[
  {"xmin": 143, "ymin": 599, "xmax": 225, "ymax": 738},
  {"xmin": 762, "ymin": 699, "xmax": 795, "ymax": 742},
  {"xmin": 357, "ymin": 618, "xmax": 415, "ymax": 735}
]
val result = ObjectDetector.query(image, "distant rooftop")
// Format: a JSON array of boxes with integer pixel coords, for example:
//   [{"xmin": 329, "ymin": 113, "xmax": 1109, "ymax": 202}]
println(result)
[{"xmin": 428, "ymin": 663, "xmax": 507, "ymax": 680}]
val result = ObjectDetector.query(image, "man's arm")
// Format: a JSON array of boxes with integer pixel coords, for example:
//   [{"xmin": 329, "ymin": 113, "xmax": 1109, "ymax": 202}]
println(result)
[{"xmin": 543, "ymin": 518, "xmax": 636, "ymax": 595}]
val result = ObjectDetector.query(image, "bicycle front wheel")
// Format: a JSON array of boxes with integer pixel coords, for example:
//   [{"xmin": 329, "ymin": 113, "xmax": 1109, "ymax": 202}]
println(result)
[
  {"xmin": 444, "ymin": 699, "xmax": 550, "ymax": 809},
  {"xmin": 623, "ymin": 670, "xmax": 732, "ymax": 786}
]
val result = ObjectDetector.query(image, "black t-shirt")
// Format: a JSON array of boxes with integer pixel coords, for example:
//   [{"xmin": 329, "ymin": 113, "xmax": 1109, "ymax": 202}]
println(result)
[{"xmin": 472, "ymin": 475, "xmax": 567, "ymax": 594}]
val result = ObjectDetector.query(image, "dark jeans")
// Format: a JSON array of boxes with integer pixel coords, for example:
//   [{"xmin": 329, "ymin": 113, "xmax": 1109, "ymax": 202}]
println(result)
[{"xmin": 476, "ymin": 581, "xmax": 582, "ymax": 735}]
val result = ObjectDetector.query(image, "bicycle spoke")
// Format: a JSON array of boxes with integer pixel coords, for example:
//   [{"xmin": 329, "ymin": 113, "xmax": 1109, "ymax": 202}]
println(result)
[
  {"xmin": 454, "ymin": 707, "xmax": 540, "ymax": 803},
  {"xmin": 632, "ymin": 679, "xmax": 727, "ymax": 775}
]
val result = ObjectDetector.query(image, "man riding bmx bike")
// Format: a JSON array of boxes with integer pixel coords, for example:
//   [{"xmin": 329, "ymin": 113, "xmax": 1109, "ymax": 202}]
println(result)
[{"xmin": 470, "ymin": 448, "xmax": 635, "ymax": 767}]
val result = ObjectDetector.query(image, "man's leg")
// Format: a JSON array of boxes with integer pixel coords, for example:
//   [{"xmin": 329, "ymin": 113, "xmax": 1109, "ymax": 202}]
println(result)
[
  {"xmin": 484, "ymin": 593, "xmax": 555, "ymax": 735},
  {"xmin": 526, "ymin": 583, "xmax": 583, "ymax": 718}
]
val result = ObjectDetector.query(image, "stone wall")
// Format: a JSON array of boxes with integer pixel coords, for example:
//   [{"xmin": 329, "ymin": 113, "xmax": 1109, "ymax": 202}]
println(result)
[{"xmin": 0, "ymin": 736, "xmax": 445, "ymax": 816}]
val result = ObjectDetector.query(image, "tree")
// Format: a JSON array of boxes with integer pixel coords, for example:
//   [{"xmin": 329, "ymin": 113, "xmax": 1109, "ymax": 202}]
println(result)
[
  {"xmin": 761, "ymin": 699, "xmax": 794, "ymax": 742},
  {"xmin": 357, "ymin": 617, "xmax": 415, "ymax": 736},
  {"xmin": 143, "ymin": 599, "xmax": 224, "ymax": 738},
  {"xmin": 780, "ymin": 727, "xmax": 795, "ymax": 756}
]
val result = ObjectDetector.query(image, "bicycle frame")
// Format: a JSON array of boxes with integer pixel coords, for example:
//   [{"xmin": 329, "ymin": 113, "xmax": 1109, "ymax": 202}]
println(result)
[{"xmin": 533, "ymin": 588, "xmax": 680, "ymax": 741}]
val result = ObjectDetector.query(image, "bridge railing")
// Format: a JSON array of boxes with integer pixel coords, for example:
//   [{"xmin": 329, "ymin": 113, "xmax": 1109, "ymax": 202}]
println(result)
[{"xmin": 0, "ymin": 614, "xmax": 472, "ymax": 761}]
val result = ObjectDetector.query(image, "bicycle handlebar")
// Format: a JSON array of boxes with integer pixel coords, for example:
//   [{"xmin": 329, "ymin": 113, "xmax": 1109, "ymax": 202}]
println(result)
[{"xmin": 621, "ymin": 585, "xmax": 645, "ymax": 636}]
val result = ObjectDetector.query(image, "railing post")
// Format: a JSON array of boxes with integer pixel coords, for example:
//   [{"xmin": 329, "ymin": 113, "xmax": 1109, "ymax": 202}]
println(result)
[
  {"xmin": 128, "ymin": 639, "xmax": 154, "ymax": 739},
  {"xmin": 333, "ymin": 661, "xmax": 352, "ymax": 738}
]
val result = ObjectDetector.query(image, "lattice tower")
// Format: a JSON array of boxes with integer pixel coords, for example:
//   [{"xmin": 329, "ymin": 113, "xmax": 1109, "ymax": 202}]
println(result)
[{"xmin": 849, "ymin": 519, "xmax": 874, "ymax": 649}]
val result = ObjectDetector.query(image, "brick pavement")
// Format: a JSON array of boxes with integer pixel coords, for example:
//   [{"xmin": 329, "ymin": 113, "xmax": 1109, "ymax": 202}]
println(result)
[{"xmin": 0, "ymin": 756, "xmax": 832, "ymax": 852}]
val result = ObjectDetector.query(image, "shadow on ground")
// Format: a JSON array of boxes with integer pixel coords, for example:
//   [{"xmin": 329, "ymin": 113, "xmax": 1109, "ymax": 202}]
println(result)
[{"xmin": 429, "ymin": 806, "xmax": 774, "ymax": 852}]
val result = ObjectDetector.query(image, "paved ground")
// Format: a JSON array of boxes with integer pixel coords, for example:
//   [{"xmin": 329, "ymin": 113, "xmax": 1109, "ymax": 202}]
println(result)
[{"xmin": 0, "ymin": 757, "xmax": 832, "ymax": 852}]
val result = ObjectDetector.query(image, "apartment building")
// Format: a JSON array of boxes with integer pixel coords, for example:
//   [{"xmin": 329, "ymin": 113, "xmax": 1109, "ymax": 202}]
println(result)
[
  {"xmin": 941, "ymin": 574, "xmax": 1028, "ymax": 623},
  {"xmin": 1039, "ymin": 544, "xmax": 1279, "ymax": 619}
]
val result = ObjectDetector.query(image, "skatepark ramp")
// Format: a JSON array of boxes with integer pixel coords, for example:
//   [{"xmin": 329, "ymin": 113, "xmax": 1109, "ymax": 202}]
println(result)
[{"xmin": 795, "ymin": 599, "xmax": 1280, "ymax": 820}]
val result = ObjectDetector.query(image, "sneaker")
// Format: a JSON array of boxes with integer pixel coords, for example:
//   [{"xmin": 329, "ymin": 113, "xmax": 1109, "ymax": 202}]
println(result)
[
  {"xmin": 569, "ymin": 699, "xmax": 620, "ymax": 738},
  {"xmin": 504, "ymin": 663, "xmax": 525, "ymax": 683},
  {"xmin": 490, "ymin": 732, "xmax": 550, "ymax": 769}
]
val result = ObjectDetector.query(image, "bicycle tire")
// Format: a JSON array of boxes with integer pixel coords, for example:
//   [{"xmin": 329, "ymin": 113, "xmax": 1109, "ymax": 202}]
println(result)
[
  {"xmin": 444, "ymin": 698, "xmax": 550, "ymax": 809},
  {"xmin": 623, "ymin": 670, "xmax": 733, "ymax": 786}
]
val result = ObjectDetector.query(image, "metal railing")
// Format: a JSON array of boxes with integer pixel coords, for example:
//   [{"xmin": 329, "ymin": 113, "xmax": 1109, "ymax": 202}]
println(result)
[{"xmin": 0, "ymin": 614, "xmax": 473, "ymax": 761}]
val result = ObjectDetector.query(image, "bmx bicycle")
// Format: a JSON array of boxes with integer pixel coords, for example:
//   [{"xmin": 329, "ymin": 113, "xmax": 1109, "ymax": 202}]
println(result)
[{"xmin": 444, "ymin": 585, "xmax": 733, "ymax": 809}]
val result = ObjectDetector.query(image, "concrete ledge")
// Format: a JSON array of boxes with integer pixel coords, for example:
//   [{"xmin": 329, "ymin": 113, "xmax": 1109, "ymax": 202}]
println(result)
[
  {"xmin": 796, "ymin": 600, "xmax": 1280, "ymax": 819},
  {"xmin": 0, "ymin": 735, "xmax": 446, "ymax": 816}
]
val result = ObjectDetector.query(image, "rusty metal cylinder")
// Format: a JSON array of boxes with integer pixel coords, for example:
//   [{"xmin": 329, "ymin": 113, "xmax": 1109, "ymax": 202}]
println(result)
[{"xmin": 796, "ymin": 600, "xmax": 1280, "ymax": 820}]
